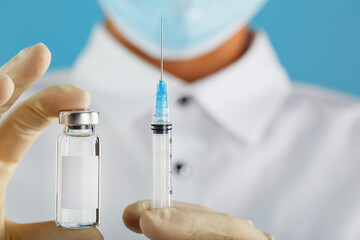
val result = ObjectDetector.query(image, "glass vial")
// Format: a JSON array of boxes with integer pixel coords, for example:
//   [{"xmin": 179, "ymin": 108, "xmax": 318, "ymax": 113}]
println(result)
[{"xmin": 56, "ymin": 110, "xmax": 101, "ymax": 228}]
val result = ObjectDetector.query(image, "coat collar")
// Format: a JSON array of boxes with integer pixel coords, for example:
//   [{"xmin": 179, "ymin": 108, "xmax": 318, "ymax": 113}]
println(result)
[{"xmin": 72, "ymin": 24, "xmax": 292, "ymax": 145}]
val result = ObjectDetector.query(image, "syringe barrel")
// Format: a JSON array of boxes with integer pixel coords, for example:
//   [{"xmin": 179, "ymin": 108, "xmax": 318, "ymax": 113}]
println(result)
[{"xmin": 151, "ymin": 123, "xmax": 172, "ymax": 208}]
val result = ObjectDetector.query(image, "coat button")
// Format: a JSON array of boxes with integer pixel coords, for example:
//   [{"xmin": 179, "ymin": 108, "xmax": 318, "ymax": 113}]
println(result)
[
  {"xmin": 173, "ymin": 162, "xmax": 191, "ymax": 177},
  {"xmin": 177, "ymin": 96, "xmax": 191, "ymax": 106}
]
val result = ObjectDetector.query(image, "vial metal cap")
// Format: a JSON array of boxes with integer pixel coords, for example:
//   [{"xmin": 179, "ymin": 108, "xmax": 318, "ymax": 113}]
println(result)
[{"xmin": 59, "ymin": 110, "xmax": 99, "ymax": 126}]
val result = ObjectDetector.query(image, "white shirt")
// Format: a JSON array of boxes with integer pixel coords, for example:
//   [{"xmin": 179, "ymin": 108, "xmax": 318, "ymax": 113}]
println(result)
[{"xmin": 5, "ymin": 24, "xmax": 360, "ymax": 240}]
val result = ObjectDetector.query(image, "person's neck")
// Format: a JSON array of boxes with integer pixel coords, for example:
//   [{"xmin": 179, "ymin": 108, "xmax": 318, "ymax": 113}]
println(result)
[{"xmin": 106, "ymin": 20, "xmax": 251, "ymax": 83}]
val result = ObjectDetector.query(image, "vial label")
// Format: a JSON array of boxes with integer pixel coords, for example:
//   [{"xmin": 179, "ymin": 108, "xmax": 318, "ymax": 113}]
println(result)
[{"xmin": 61, "ymin": 156, "xmax": 99, "ymax": 209}]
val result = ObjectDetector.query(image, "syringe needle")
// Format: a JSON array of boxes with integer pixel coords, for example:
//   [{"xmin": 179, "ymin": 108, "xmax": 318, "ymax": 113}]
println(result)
[
  {"xmin": 152, "ymin": 17, "xmax": 172, "ymax": 209},
  {"xmin": 160, "ymin": 18, "xmax": 164, "ymax": 81}
]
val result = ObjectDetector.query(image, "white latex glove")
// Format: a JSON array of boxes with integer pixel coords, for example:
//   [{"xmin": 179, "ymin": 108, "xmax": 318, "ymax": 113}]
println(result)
[
  {"xmin": 123, "ymin": 200, "xmax": 275, "ymax": 240},
  {"xmin": 0, "ymin": 44, "xmax": 103, "ymax": 240}
]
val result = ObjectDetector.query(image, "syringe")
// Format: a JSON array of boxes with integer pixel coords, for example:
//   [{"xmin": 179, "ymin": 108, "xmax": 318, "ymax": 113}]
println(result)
[{"xmin": 151, "ymin": 18, "xmax": 172, "ymax": 208}]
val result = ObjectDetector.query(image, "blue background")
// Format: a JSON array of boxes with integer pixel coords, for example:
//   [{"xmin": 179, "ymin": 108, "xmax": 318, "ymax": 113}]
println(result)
[{"xmin": 0, "ymin": 0, "xmax": 359, "ymax": 96}]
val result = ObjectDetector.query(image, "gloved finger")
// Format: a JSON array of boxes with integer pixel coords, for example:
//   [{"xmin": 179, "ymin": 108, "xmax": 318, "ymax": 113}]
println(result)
[
  {"xmin": 0, "ymin": 85, "xmax": 90, "ymax": 194},
  {"xmin": 123, "ymin": 200, "xmax": 216, "ymax": 234},
  {"xmin": 0, "ymin": 74, "xmax": 14, "ymax": 107},
  {"xmin": 0, "ymin": 43, "xmax": 51, "ymax": 117},
  {"xmin": 139, "ymin": 207, "xmax": 268, "ymax": 240},
  {"xmin": 5, "ymin": 220, "xmax": 103, "ymax": 240},
  {"xmin": 264, "ymin": 232, "xmax": 276, "ymax": 240}
]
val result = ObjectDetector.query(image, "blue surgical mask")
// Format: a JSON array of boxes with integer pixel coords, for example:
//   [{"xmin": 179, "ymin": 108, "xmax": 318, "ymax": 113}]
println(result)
[{"xmin": 97, "ymin": 0, "xmax": 268, "ymax": 60}]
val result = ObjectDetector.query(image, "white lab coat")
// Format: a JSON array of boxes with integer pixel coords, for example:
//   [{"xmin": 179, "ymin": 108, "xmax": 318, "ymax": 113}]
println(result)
[{"xmin": 5, "ymin": 24, "xmax": 360, "ymax": 240}]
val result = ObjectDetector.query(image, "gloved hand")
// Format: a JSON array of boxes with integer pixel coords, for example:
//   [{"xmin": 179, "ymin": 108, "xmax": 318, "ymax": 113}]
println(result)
[
  {"xmin": 0, "ymin": 44, "xmax": 103, "ymax": 240},
  {"xmin": 123, "ymin": 200, "xmax": 275, "ymax": 240}
]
